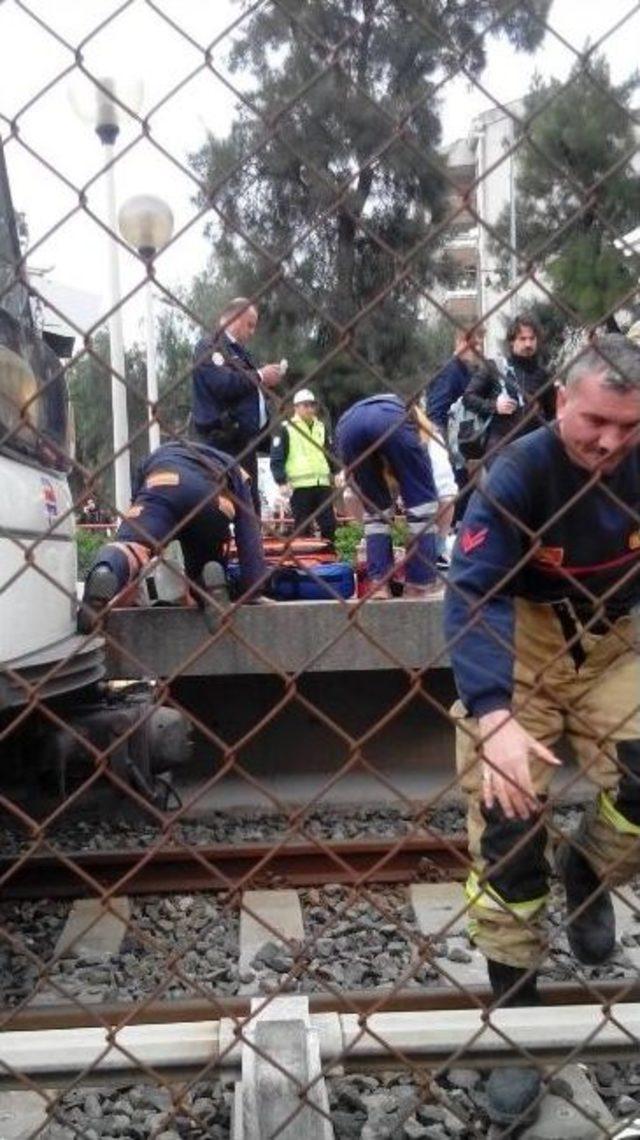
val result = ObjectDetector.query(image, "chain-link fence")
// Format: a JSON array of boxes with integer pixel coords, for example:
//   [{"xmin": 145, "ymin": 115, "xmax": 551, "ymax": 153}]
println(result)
[{"xmin": 2, "ymin": 1, "xmax": 640, "ymax": 1137}]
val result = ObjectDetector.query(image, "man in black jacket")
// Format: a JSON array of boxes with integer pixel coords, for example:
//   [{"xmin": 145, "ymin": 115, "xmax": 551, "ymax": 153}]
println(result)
[
  {"xmin": 463, "ymin": 313, "xmax": 555, "ymax": 462},
  {"xmin": 192, "ymin": 297, "xmax": 284, "ymax": 511}
]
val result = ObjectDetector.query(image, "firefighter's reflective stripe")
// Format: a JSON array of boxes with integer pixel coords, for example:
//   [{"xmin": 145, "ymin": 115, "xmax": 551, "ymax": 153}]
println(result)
[
  {"xmin": 405, "ymin": 501, "xmax": 438, "ymax": 535},
  {"xmin": 363, "ymin": 511, "xmax": 393, "ymax": 535},
  {"xmin": 598, "ymin": 789, "xmax": 640, "ymax": 836},
  {"xmin": 109, "ymin": 541, "xmax": 151, "ymax": 578},
  {"xmin": 465, "ymin": 870, "xmax": 548, "ymax": 919},
  {"xmin": 145, "ymin": 470, "xmax": 181, "ymax": 488}
]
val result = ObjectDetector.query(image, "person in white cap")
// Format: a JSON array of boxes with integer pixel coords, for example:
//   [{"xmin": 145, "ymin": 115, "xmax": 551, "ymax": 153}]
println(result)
[{"xmin": 270, "ymin": 388, "xmax": 337, "ymax": 541}]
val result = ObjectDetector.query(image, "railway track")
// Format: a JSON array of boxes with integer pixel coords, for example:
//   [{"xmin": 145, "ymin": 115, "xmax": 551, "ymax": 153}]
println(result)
[
  {"xmin": 2, "ymin": 860, "xmax": 640, "ymax": 1136},
  {"xmin": 5, "ymin": 976, "xmax": 640, "ymax": 1032},
  {"xmin": 0, "ymin": 833, "xmax": 468, "ymax": 900}
]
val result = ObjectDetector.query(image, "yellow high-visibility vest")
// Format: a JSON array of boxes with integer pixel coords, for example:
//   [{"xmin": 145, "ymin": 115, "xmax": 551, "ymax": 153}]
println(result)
[{"xmin": 284, "ymin": 415, "xmax": 331, "ymax": 488}]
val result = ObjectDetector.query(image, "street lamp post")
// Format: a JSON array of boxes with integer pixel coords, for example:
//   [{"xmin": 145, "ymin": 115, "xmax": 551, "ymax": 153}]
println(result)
[
  {"xmin": 70, "ymin": 77, "xmax": 143, "ymax": 514},
  {"xmin": 71, "ymin": 77, "xmax": 145, "ymax": 512},
  {"xmin": 93, "ymin": 80, "xmax": 132, "ymax": 513},
  {"xmin": 118, "ymin": 195, "xmax": 174, "ymax": 453}
]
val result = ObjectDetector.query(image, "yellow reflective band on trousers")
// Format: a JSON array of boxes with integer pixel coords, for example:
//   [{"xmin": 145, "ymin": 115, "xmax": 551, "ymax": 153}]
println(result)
[
  {"xmin": 598, "ymin": 789, "xmax": 640, "ymax": 836},
  {"xmin": 465, "ymin": 870, "xmax": 548, "ymax": 919},
  {"xmin": 285, "ymin": 416, "xmax": 331, "ymax": 488},
  {"xmin": 453, "ymin": 601, "xmax": 640, "ymax": 966}
]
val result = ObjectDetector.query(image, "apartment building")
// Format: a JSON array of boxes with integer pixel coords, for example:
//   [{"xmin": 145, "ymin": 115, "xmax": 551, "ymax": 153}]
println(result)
[{"xmin": 430, "ymin": 100, "xmax": 545, "ymax": 357}]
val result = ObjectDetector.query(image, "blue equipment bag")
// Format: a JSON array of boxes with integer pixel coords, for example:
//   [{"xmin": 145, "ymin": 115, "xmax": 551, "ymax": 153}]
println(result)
[
  {"xmin": 227, "ymin": 559, "xmax": 355, "ymax": 601},
  {"xmin": 267, "ymin": 561, "xmax": 355, "ymax": 601}
]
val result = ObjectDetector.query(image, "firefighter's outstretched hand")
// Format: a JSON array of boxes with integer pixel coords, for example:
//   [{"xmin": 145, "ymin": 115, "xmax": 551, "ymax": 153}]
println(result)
[{"xmin": 477, "ymin": 709, "xmax": 561, "ymax": 820}]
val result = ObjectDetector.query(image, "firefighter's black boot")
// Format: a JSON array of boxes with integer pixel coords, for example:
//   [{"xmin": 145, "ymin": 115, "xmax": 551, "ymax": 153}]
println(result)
[
  {"xmin": 78, "ymin": 564, "xmax": 119, "ymax": 633},
  {"xmin": 557, "ymin": 841, "xmax": 615, "ymax": 965},
  {"xmin": 485, "ymin": 960, "xmax": 542, "ymax": 1126}
]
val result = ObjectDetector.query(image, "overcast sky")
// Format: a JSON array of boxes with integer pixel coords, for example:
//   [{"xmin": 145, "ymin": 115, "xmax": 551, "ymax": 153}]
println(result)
[{"xmin": 1, "ymin": 0, "xmax": 639, "ymax": 343}]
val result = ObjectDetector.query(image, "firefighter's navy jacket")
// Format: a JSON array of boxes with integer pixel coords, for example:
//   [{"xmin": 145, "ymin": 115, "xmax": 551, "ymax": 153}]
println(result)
[
  {"xmin": 128, "ymin": 442, "xmax": 267, "ymax": 593},
  {"xmin": 192, "ymin": 331, "xmax": 264, "ymax": 447},
  {"xmin": 444, "ymin": 426, "xmax": 640, "ymax": 718}
]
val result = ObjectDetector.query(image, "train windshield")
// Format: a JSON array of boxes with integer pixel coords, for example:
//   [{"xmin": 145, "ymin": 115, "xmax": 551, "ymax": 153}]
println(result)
[{"xmin": 0, "ymin": 308, "xmax": 71, "ymax": 472}]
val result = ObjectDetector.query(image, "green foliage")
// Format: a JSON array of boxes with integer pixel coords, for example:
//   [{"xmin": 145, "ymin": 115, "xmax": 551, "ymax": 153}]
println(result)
[
  {"xmin": 76, "ymin": 528, "xmax": 105, "ymax": 578},
  {"xmin": 494, "ymin": 55, "xmax": 640, "ymax": 328},
  {"xmin": 189, "ymin": 0, "xmax": 550, "ymax": 411},
  {"xmin": 67, "ymin": 331, "xmax": 114, "ymax": 502},
  {"xmin": 67, "ymin": 322, "xmax": 195, "ymax": 511},
  {"xmin": 334, "ymin": 517, "xmax": 408, "ymax": 564},
  {"xmin": 334, "ymin": 521, "xmax": 363, "ymax": 564}
]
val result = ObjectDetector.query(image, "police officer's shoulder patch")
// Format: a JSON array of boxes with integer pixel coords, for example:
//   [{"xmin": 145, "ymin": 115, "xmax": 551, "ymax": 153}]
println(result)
[
  {"xmin": 212, "ymin": 352, "xmax": 225, "ymax": 366},
  {"xmin": 145, "ymin": 470, "xmax": 180, "ymax": 489}
]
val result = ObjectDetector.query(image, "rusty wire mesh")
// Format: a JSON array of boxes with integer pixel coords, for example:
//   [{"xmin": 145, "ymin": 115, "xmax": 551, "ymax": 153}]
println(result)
[{"xmin": 1, "ymin": 0, "xmax": 640, "ymax": 1136}]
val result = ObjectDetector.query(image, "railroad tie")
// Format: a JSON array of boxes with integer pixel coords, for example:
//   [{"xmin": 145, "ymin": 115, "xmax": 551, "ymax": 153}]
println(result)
[
  {"xmin": 409, "ymin": 882, "xmax": 487, "ymax": 989},
  {"xmin": 53, "ymin": 897, "xmax": 131, "ymax": 960},
  {"xmin": 28, "ymin": 897, "xmax": 131, "ymax": 1009},
  {"xmin": 238, "ymin": 890, "xmax": 304, "ymax": 995}
]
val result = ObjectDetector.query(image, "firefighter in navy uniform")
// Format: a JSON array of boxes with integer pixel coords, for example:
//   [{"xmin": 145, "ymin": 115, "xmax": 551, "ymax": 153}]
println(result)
[
  {"xmin": 191, "ymin": 297, "xmax": 283, "ymax": 513},
  {"xmin": 336, "ymin": 394, "xmax": 439, "ymax": 598},
  {"xmin": 444, "ymin": 334, "xmax": 640, "ymax": 1126},
  {"xmin": 79, "ymin": 441, "xmax": 269, "ymax": 631}
]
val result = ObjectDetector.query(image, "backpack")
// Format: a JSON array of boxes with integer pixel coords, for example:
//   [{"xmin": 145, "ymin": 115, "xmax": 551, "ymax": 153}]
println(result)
[
  {"xmin": 447, "ymin": 372, "xmax": 511, "ymax": 466},
  {"xmin": 447, "ymin": 396, "xmax": 493, "ymax": 467}
]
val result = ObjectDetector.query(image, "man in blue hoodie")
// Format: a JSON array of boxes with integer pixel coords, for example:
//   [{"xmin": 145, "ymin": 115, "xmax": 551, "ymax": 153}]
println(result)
[
  {"xmin": 444, "ymin": 334, "xmax": 640, "ymax": 1126},
  {"xmin": 427, "ymin": 327, "xmax": 485, "ymax": 517},
  {"xmin": 427, "ymin": 327, "xmax": 485, "ymax": 437}
]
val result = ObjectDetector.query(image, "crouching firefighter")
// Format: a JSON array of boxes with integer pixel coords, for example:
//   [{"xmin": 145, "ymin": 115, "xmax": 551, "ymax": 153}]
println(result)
[
  {"xmin": 335, "ymin": 393, "xmax": 440, "ymax": 598},
  {"xmin": 79, "ymin": 441, "xmax": 269, "ymax": 631},
  {"xmin": 444, "ymin": 334, "xmax": 640, "ymax": 1127}
]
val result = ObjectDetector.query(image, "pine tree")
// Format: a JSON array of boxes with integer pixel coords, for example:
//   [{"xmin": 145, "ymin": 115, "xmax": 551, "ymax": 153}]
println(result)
[
  {"xmin": 189, "ymin": 0, "xmax": 551, "ymax": 412},
  {"xmin": 496, "ymin": 54, "xmax": 640, "ymax": 327}
]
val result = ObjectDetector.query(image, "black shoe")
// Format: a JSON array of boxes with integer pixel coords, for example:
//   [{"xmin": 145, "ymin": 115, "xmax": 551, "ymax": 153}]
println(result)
[
  {"xmin": 78, "ymin": 564, "xmax": 119, "ymax": 633},
  {"xmin": 486, "ymin": 961, "xmax": 542, "ymax": 1125},
  {"xmin": 557, "ymin": 842, "xmax": 615, "ymax": 965}
]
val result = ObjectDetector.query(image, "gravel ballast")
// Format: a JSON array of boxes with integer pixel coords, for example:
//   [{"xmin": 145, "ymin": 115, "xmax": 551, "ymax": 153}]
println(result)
[
  {"xmin": 40, "ymin": 1080, "xmax": 234, "ymax": 1139},
  {"xmin": 30, "ymin": 1063, "xmax": 640, "ymax": 1140}
]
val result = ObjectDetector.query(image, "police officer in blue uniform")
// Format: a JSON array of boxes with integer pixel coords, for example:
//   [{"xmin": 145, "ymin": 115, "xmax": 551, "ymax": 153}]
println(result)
[
  {"xmin": 79, "ymin": 441, "xmax": 268, "ymax": 631},
  {"xmin": 336, "ymin": 394, "xmax": 439, "ymax": 598},
  {"xmin": 444, "ymin": 334, "xmax": 640, "ymax": 1126},
  {"xmin": 192, "ymin": 297, "xmax": 283, "ymax": 513}
]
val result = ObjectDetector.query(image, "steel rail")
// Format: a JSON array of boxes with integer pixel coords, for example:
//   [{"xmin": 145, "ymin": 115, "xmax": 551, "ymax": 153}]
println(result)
[
  {"xmin": 0, "ymin": 834, "xmax": 468, "ymax": 899},
  {"xmin": 4, "ymin": 977, "xmax": 640, "ymax": 1033},
  {"xmin": 3, "ymin": 1001, "xmax": 640, "ymax": 1089}
]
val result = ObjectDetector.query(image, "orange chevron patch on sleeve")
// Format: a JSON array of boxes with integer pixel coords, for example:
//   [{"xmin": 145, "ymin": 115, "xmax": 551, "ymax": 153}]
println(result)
[
  {"xmin": 145, "ymin": 470, "xmax": 180, "ymax": 488},
  {"xmin": 460, "ymin": 527, "xmax": 488, "ymax": 555}
]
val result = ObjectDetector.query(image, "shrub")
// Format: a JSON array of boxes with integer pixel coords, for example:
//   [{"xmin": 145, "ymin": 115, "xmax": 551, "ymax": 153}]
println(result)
[
  {"xmin": 334, "ymin": 522, "xmax": 363, "ymax": 564},
  {"xmin": 76, "ymin": 528, "xmax": 106, "ymax": 578}
]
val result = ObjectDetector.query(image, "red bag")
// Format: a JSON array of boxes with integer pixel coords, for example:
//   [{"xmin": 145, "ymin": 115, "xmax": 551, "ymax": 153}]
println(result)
[{"xmin": 229, "ymin": 536, "xmax": 337, "ymax": 567}]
